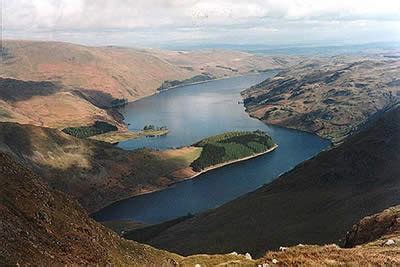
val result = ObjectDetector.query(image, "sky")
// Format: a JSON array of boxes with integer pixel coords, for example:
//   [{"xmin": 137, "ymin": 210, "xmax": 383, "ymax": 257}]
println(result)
[{"xmin": 2, "ymin": 0, "xmax": 400, "ymax": 48}]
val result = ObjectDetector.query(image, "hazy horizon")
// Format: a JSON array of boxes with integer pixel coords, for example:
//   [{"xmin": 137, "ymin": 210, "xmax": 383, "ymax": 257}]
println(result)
[{"xmin": 2, "ymin": 0, "xmax": 400, "ymax": 49}]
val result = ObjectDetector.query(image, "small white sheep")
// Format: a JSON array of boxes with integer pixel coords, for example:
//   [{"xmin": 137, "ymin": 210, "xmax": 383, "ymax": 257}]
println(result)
[
  {"xmin": 279, "ymin": 246, "xmax": 288, "ymax": 251},
  {"xmin": 384, "ymin": 239, "xmax": 396, "ymax": 246}
]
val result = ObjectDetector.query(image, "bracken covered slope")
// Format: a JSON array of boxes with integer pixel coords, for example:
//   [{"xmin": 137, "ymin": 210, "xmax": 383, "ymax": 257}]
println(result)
[
  {"xmin": 0, "ymin": 151, "xmax": 256, "ymax": 266},
  {"xmin": 127, "ymin": 105, "xmax": 400, "ymax": 258},
  {"xmin": 0, "ymin": 122, "xmax": 200, "ymax": 213},
  {"xmin": 242, "ymin": 57, "xmax": 400, "ymax": 143},
  {"xmin": 0, "ymin": 151, "xmax": 182, "ymax": 265}
]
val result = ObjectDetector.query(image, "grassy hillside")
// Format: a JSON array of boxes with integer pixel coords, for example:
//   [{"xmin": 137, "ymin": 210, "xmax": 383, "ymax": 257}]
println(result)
[
  {"xmin": 242, "ymin": 57, "xmax": 400, "ymax": 143},
  {"xmin": 191, "ymin": 131, "xmax": 276, "ymax": 171},
  {"xmin": 0, "ymin": 152, "xmax": 181, "ymax": 265},
  {"xmin": 0, "ymin": 122, "xmax": 201, "ymax": 213},
  {"xmin": 125, "ymin": 105, "xmax": 400, "ymax": 257},
  {"xmin": 0, "ymin": 151, "xmax": 256, "ymax": 266},
  {"xmin": 0, "ymin": 77, "xmax": 122, "ymax": 129}
]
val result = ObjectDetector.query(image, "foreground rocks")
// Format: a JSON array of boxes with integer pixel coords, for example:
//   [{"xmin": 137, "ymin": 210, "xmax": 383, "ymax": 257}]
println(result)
[{"xmin": 258, "ymin": 206, "xmax": 400, "ymax": 266}]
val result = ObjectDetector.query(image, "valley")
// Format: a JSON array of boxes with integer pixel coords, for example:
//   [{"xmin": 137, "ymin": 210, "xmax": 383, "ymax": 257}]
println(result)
[
  {"xmin": 123, "ymin": 104, "xmax": 400, "ymax": 258},
  {"xmin": 2, "ymin": 0, "xmax": 400, "ymax": 265},
  {"xmin": 0, "ymin": 40, "xmax": 296, "ymax": 130},
  {"xmin": 91, "ymin": 73, "xmax": 329, "ymax": 224},
  {"xmin": 1, "ymin": 39, "xmax": 399, "ymax": 266}
]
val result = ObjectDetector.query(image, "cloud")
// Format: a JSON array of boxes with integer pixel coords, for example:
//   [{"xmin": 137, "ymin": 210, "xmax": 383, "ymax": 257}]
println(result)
[{"xmin": 2, "ymin": 0, "xmax": 400, "ymax": 46}]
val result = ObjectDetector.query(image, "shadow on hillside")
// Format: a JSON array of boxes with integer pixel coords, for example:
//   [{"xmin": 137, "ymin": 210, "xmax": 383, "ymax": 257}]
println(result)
[
  {"xmin": 0, "ymin": 123, "xmax": 34, "ymax": 157},
  {"xmin": 3, "ymin": 128, "xmax": 191, "ymax": 212},
  {"xmin": 0, "ymin": 78, "xmax": 60, "ymax": 102},
  {"xmin": 73, "ymin": 89, "xmax": 124, "ymax": 109},
  {"xmin": 72, "ymin": 89, "xmax": 127, "ymax": 124}
]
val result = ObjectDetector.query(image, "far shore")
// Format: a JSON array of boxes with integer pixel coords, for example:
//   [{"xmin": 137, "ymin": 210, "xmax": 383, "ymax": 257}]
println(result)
[
  {"xmin": 122, "ymin": 70, "xmax": 279, "ymax": 105},
  {"xmin": 156, "ymin": 70, "xmax": 279, "ymax": 93}
]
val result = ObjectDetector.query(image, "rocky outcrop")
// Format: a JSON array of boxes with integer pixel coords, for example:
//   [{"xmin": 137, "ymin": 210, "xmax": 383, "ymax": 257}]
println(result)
[
  {"xmin": 344, "ymin": 205, "xmax": 400, "ymax": 248},
  {"xmin": 258, "ymin": 206, "xmax": 400, "ymax": 266}
]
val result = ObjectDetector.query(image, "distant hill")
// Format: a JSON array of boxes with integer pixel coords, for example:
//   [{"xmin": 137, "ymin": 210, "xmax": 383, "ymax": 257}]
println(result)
[
  {"xmin": 242, "ymin": 57, "xmax": 400, "ymax": 143},
  {"xmin": 0, "ymin": 40, "xmax": 295, "ymax": 129},
  {"xmin": 125, "ymin": 105, "xmax": 400, "ymax": 257}
]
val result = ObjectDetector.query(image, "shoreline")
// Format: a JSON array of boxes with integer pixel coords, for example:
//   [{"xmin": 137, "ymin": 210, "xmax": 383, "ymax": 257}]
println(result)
[
  {"xmin": 156, "ymin": 70, "xmax": 280, "ymax": 93},
  {"xmin": 125, "ymin": 71, "xmax": 279, "ymax": 105},
  {"xmin": 187, "ymin": 144, "xmax": 279, "ymax": 180},
  {"xmin": 156, "ymin": 74, "xmax": 245, "ymax": 92},
  {"xmin": 91, "ymin": 144, "xmax": 278, "ymax": 217}
]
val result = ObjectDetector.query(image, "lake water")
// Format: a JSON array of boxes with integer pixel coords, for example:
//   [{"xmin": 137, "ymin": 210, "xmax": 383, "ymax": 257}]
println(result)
[{"xmin": 92, "ymin": 72, "xmax": 331, "ymax": 224}]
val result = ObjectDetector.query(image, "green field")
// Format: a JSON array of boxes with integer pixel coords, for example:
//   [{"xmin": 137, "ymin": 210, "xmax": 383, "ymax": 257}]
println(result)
[{"xmin": 190, "ymin": 130, "xmax": 275, "ymax": 171}]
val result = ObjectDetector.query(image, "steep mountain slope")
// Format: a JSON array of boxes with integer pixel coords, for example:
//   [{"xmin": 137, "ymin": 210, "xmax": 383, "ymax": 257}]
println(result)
[
  {"xmin": 0, "ymin": 151, "xmax": 255, "ymax": 266},
  {"xmin": 0, "ymin": 151, "xmax": 181, "ymax": 265},
  {"xmin": 0, "ymin": 122, "xmax": 201, "ymax": 213},
  {"xmin": 242, "ymin": 57, "xmax": 400, "ymax": 143},
  {"xmin": 2, "ymin": 149, "xmax": 397, "ymax": 265},
  {"xmin": 0, "ymin": 40, "xmax": 293, "ymax": 129},
  {"xmin": 126, "ymin": 105, "xmax": 400, "ymax": 257}
]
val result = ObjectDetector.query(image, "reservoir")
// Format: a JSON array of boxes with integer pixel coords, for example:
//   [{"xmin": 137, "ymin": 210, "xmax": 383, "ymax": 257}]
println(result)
[{"xmin": 93, "ymin": 72, "xmax": 331, "ymax": 224}]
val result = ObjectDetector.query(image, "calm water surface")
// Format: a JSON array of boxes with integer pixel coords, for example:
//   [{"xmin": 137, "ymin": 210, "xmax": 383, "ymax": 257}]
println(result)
[{"xmin": 93, "ymin": 73, "xmax": 330, "ymax": 224}]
